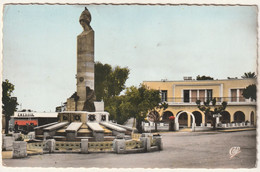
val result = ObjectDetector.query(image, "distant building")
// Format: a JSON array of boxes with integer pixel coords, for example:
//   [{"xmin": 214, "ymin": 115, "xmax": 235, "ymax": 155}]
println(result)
[
  {"xmin": 11, "ymin": 112, "xmax": 58, "ymax": 131},
  {"xmin": 143, "ymin": 78, "xmax": 256, "ymax": 127}
]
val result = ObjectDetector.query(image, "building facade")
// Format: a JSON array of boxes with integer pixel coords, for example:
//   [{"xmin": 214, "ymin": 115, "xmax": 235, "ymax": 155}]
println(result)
[{"xmin": 143, "ymin": 78, "xmax": 256, "ymax": 128}]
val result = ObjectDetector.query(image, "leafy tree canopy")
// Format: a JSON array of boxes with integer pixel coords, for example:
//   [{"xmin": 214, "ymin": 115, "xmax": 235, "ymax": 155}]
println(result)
[
  {"xmin": 196, "ymin": 98, "xmax": 227, "ymax": 129},
  {"xmin": 2, "ymin": 79, "xmax": 19, "ymax": 134},
  {"xmin": 241, "ymin": 72, "xmax": 257, "ymax": 79},
  {"xmin": 122, "ymin": 84, "xmax": 166, "ymax": 132},
  {"xmin": 2, "ymin": 79, "xmax": 18, "ymax": 116},
  {"xmin": 196, "ymin": 75, "xmax": 214, "ymax": 80},
  {"xmin": 95, "ymin": 62, "xmax": 129, "ymax": 101},
  {"xmin": 242, "ymin": 84, "xmax": 256, "ymax": 101}
]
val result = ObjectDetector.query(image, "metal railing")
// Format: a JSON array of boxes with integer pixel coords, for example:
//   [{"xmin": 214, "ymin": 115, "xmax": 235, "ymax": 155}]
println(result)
[
  {"xmin": 27, "ymin": 142, "xmax": 45, "ymax": 150},
  {"xmin": 55, "ymin": 141, "xmax": 81, "ymax": 151},
  {"xmin": 125, "ymin": 140, "xmax": 142, "ymax": 150},
  {"xmin": 88, "ymin": 141, "xmax": 113, "ymax": 152},
  {"xmin": 163, "ymin": 97, "xmax": 254, "ymax": 104}
]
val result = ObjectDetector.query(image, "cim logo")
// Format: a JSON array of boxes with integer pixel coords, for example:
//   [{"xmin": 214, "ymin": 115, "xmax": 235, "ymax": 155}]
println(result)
[
  {"xmin": 229, "ymin": 146, "xmax": 241, "ymax": 159},
  {"xmin": 17, "ymin": 113, "xmax": 34, "ymax": 117}
]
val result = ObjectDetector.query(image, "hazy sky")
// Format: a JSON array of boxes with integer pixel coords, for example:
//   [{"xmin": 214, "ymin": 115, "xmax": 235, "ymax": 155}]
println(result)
[{"xmin": 2, "ymin": 5, "xmax": 257, "ymax": 112}]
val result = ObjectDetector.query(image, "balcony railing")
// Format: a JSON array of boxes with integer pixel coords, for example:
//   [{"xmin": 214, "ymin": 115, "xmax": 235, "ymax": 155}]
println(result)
[{"xmin": 162, "ymin": 97, "xmax": 255, "ymax": 105}]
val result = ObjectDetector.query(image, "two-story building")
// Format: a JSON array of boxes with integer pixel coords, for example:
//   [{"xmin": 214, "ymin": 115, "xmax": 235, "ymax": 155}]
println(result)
[{"xmin": 143, "ymin": 78, "xmax": 256, "ymax": 128}]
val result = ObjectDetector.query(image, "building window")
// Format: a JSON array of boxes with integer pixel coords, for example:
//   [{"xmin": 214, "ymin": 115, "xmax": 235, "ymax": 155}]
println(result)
[
  {"xmin": 230, "ymin": 89, "xmax": 245, "ymax": 102},
  {"xmin": 199, "ymin": 90, "xmax": 205, "ymax": 102},
  {"xmin": 231, "ymin": 89, "xmax": 237, "ymax": 102},
  {"xmin": 183, "ymin": 90, "xmax": 190, "ymax": 102},
  {"xmin": 191, "ymin": 90, "xmax": 197, "ymax": 102},
  {"xmin": 161, "ymin": 90, "xmax": 167, "ymax": 102},
  {"xmin": 183, "ymin": 89, "xmax": 213, "ymax": 103},
  {"xmin": 207, "ymin": 90, "xmax": 213, "ymax": 101},
  {"xmin": 239, "ymin": 89, "xmax": 245, "ymax": 102}
]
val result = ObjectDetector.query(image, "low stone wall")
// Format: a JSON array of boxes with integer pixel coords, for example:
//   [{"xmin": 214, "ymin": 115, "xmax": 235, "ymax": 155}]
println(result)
[{"xmin": 25, "ymin": 133, "xmax": 162, "ymax": 156}]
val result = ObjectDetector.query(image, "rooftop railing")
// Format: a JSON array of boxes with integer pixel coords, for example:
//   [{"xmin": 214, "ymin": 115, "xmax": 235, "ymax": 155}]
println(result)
[{"xmin": 162, "ymin": 97, "xmax": 255, "ymax": 105}]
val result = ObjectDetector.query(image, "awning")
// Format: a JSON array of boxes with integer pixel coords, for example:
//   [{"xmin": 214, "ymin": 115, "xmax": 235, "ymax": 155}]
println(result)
[{"xmin": 15, "ymin": 120, "xmax": 38, "ymax": 126}]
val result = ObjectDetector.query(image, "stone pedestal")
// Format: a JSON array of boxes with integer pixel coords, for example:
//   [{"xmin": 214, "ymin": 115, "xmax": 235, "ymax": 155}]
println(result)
[
  {"xmin": 140, "ymin": 137, "xmax": 151, "ymax": 152},
  {"xmin": 153, "ymin": 135, "xmax": 163, "ymax": 150},
  {"xmin": 3, "ymin": 136, "xmax": 15, "ymax": 151},
  {"xmin": 81, "ymin": 139, "xmax": 89, "ymax": 153},
  {"xmin": 13, "ymin": 141, "xmax": 27, "ymax": 158},
  {"xmin": 76, "ymin": 30, "xmax": 95, "ymax": 111},
  {"xmin": 43, "ymin": 139, "xmax": 56, "ymax": 153},
  {"xmin": 113, "ymin": 139, "xmax": 126, "ymax": 154}
]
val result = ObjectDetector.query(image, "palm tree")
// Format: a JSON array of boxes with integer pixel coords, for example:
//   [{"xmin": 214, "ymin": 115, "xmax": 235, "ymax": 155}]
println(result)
[{"xmin": 242, "ymin": 72, "xmax": 257, "ymax": 78}]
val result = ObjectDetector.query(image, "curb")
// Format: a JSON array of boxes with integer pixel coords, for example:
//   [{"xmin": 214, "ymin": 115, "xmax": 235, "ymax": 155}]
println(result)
[{"xmin": 217, "ymin": 128, "xmax": 256, "ymax": 132}]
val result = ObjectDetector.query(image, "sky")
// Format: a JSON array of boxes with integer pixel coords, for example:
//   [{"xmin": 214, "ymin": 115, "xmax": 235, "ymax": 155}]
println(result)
[{"xmin": 2, "ymin": 5, "xmax": 258, "ymax": 112}]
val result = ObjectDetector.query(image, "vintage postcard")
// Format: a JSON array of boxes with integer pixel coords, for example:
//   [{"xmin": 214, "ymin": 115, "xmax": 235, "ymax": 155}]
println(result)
[{"xmin": 1, "ymin": 0, "xmax": 259, "ymax": 171}]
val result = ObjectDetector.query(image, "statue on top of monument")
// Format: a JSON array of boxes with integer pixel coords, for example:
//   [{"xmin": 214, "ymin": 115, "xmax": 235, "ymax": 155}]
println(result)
[{"xmin": 79, "ymin": 7, "xmax": 92, "ymax": 31}]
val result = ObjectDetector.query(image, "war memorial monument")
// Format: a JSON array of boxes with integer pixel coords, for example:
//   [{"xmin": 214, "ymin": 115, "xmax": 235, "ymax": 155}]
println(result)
[{"xmin": 2, "ymin": 8, "xmax": 162, "ymax": 158}]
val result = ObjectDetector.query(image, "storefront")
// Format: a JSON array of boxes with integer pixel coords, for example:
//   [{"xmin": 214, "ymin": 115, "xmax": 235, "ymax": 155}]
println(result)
[{"xmin": 11, "ymin": 112, "xmax": 58, "ymax": 131}]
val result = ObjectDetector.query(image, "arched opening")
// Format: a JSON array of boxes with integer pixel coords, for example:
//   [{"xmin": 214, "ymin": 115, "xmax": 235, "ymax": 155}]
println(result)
[
  {"xmin": 220, "ymin": 111, "xmax": 230, "ymax": 124},
  {"xmin": 162, "ymin": 111, "xmax": 174, "ymax": 122},
  {"xmin": 177, "ymin": 111, "xmax": 188, "ymax": 128},
  {"xmin": 192, "ymin": 111, "xmax": 202, "ymax": 126},
  {"xmin": 234, "ymin": 111, "xmax": 245, "ymax": 123},
  {"xmin": 251, "ymin": 111, "xmax": 254, "ymax": 125}
]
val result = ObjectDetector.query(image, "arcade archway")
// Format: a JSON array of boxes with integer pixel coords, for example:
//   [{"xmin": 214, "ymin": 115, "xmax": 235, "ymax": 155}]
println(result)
[
  {"xmin": 220, "ymin": 111, "xmax": 230, "ymax": 123},
  {"xmin": 192, "ymin": 111, "xmax": 202, "ymax": 126},
  {"xmin": 234, "ymin": 111, "xmax": 245, "ymax": 123},
  {"xmin": 175, "ymin": 111, "xmax": 196, "ymax": 131},
  {"xmin": 177, "ymin": 111, "xmax": 188, "ymax": 127},
  {"xmin": 162, "ymin": 111, "xmax": 174, "ymax": 122}
]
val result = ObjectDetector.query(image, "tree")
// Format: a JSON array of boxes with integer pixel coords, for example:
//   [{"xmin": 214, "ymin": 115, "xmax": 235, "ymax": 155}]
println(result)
[
  {"xmin": 147, "ymin": 102, "xmax": 168, "ymax": 132},
  {"xmin": 95, "ymin": 62, "xmax": 112, "ymax": 101},
  {"xmin": 94, "ymin": 62, "xmax": 130, "ymax": 124},
  {"xmin": 242, "ymin": 84, "xmax": 256, "ymax": 101},
  {"xmin": 196, "ymin": 75, "xmax": 214, "ymax": 80},
  {"xmin": 2, "ymin": 79, "xmax": 19, "ymax": 134},
  {"xmin": 104, "ymin": 95, "xmax": 129, "ymax": 125},
  {"xmin": 95, "ymin": 62, "xmax": 129, "ymax": 101},
  {"xmin": 241, "ymin": 72, "xmax": 257, "ymax": 79},
  {"xmin": 122, "ymin": 84, "xmax": 166, "ymax": 133},
  {"xmin": 196, "ymin": 98, "xmax": 227, "ymax": 129}
]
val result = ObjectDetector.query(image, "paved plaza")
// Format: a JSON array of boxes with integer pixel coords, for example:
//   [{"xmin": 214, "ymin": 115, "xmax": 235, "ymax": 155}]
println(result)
[{"xmin": 2, "ymin": 130, "xmax": 256, "ymax": 168}]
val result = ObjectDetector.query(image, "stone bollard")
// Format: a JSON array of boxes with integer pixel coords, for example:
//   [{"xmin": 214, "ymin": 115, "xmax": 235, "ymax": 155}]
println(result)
[
  {"xmin": 13, "ymin": 141, "xmax": 27, "ymax": 158},
  {"xmin": 13, "ymin": 133, "xmax": 22, "ymax": 140},
  {"xmin": 81, "ymin": 139, "xmax": 89, "ymax": 154},
  {"xmin": 3, "ymin": 136, "xmax": 15, "ymax": 151},
  {"xmin": 43, "ymin": 139, "xmax": 56, "ymax": 153},
  {"xmin": 140, "ymin": 136, "xmax": 151, "ymax": 152},
  {"xmin": 153, "ymin": 135, "xmax": 163, "ymax": 151},
  {"xmin": 113, "ymin": 137, "xmax": 126, "ymax": 154}
]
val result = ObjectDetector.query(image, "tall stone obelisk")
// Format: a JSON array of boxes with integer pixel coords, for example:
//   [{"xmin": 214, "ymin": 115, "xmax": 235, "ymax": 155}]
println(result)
[{"xmin": 67, "ymin": 7, "xmax": 96, "ymax": 112}]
